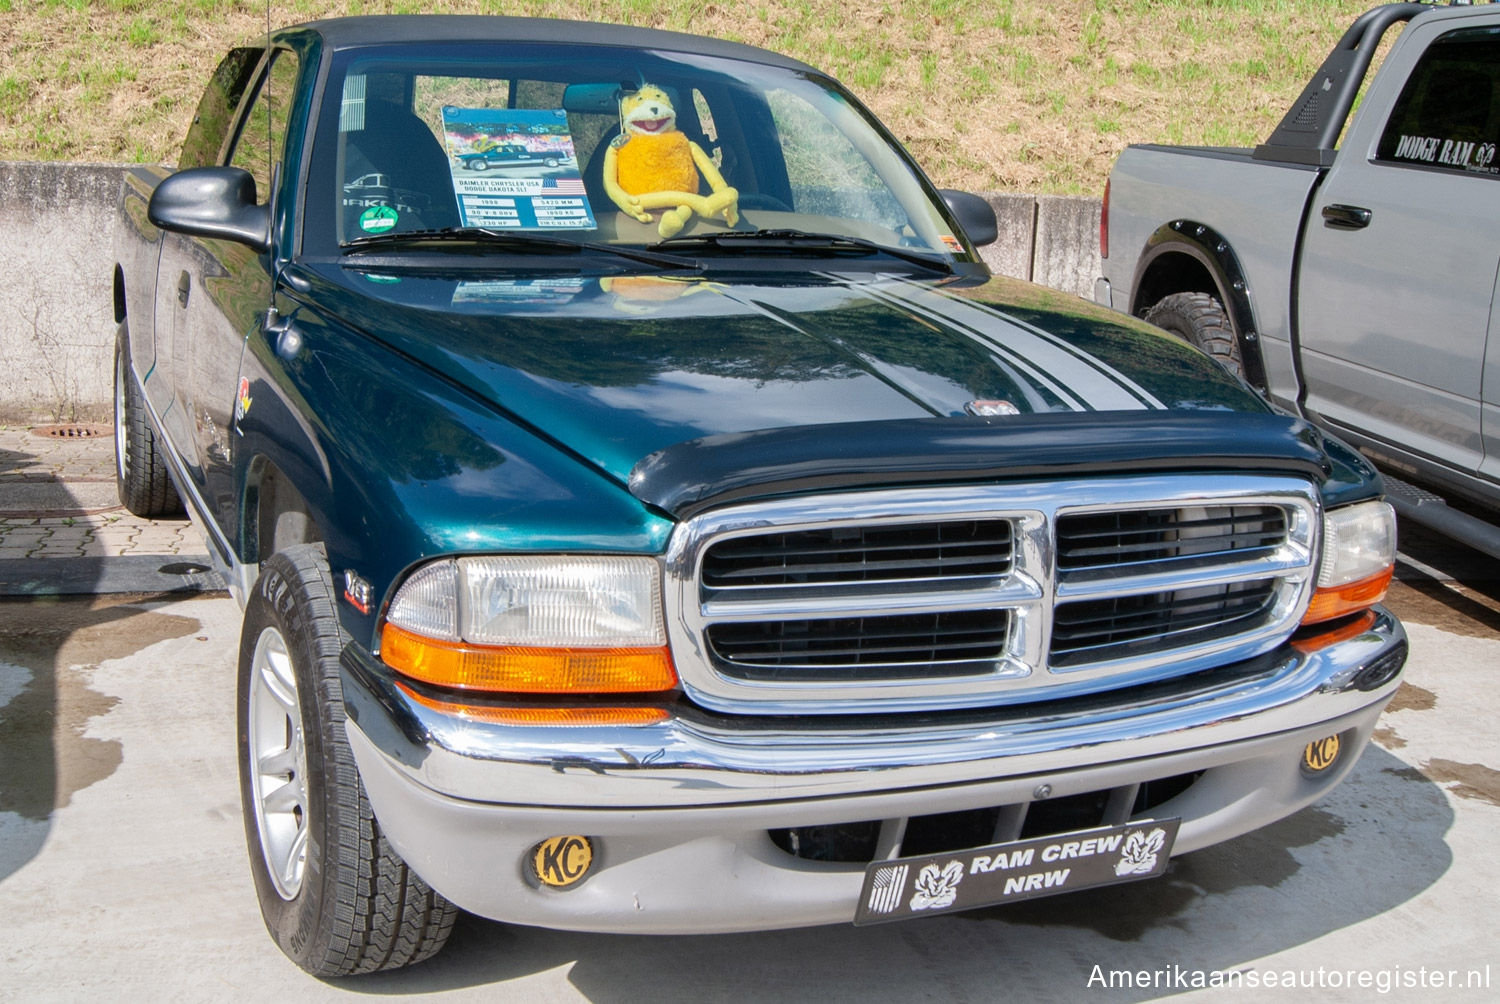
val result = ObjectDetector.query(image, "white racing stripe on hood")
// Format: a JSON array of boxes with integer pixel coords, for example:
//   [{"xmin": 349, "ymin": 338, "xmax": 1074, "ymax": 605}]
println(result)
[{"xmin": 858, "ymin": 274, "xmax": 1167, "ymax": 412}]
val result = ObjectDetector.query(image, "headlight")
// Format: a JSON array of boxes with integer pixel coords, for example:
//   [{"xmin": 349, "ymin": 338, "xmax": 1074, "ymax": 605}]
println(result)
[
  {"xmin": 381, "ymin": 556, "xmax": 677, "ymax": 694},
  {"xmin": 1302, "ymin": 500, "xmax": 1396, "ymax": 625}
]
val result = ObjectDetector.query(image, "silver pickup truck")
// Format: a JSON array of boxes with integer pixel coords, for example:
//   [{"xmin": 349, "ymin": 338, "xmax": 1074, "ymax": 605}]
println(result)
[{"xmin": 1098, "ymin": 1, "xmax": 1500, "ymax": 558}]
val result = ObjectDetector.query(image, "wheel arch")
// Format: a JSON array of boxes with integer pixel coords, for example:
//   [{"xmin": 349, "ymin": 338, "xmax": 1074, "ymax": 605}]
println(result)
[
  {"xmin": 243, "ymin": 454, "xmax": 324, "ymax": 566},
  {"xmin": 1130, "ymin": 221, "xmax": 1267, "ymax": 391},
  {"xmin": 113, "ymin": 264, "xmax": 127, "ymax": 324}
]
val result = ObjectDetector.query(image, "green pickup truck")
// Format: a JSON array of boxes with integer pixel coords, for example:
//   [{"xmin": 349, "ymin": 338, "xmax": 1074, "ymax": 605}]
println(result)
[{"xmin": 113, "ymin": 15, "xmax": 1408, "ymax": 977}]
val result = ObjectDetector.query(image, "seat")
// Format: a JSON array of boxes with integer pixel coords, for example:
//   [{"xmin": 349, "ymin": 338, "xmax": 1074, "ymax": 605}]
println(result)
[{"xmin": 342, "ymin": 96, "xmax": 461, "ymax": 235}]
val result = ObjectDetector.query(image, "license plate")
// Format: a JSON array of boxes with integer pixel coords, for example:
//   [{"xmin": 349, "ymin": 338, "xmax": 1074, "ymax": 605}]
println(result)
[{"xmin": 854, "ymin": 817, "xmax": 1180, "ymax": 925}]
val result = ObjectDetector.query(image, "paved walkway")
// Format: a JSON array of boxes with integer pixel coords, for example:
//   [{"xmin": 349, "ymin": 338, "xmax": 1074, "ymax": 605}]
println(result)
[{"xmin": 0, "ymin": 423, "xmax": 216, "ymax": 594}]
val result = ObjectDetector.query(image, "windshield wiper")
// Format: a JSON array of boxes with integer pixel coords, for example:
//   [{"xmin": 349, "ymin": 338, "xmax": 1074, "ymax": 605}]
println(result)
[
  {"xmin": 341, "ymin": 227, "xmax": 698, "ymax": 271},
  {"xmin": 648, "ymin": 228, "xmax": 953, "ymax": 274}
]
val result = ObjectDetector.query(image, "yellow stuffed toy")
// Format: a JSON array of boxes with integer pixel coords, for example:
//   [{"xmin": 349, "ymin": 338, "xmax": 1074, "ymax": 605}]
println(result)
[{"xmin": 603, "ymin": 84, "xmax": 739, "ymax": 238}]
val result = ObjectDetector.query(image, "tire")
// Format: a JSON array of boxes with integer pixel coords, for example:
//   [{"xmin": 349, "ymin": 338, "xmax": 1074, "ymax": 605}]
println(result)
[
  {"xmin": 544, "ymin": 157, "xmax": 559, "ymax": 168},
  {"xmin": 114, "ymin": 322, "xmax": 184, "ymax": 517},
  {"xmin": 1143, "ymin": 291, "xmax": 1244, "ymax": 379},
  {"xmin": 238, "ymin": 545, "xmax": 456, "ymax": 976}
]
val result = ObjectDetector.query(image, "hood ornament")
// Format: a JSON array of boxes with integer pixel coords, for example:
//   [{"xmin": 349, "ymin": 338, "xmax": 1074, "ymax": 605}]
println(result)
[{"xmin": 964, "ymin": 400, "xmax": 1019, "ymax": 417}]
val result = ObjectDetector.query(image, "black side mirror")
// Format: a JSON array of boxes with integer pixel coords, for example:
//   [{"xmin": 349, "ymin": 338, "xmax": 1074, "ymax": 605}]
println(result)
[
  {"xmin": 148, "ymin": 167, "xmax": 272, "ymax": 252},
  {"xmin": 938, "ymin": 189, "xmax": 998, "ymax": 247}
]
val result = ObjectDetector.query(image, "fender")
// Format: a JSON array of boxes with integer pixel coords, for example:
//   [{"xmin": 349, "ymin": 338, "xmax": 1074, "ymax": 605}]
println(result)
[
  {"xmin": 231, "ymin": 297, "xmax": 673, "ymax": 650},
  {"xmin": 1129, "ymin": 220, "xmax": 1268, "ymax": 392}
]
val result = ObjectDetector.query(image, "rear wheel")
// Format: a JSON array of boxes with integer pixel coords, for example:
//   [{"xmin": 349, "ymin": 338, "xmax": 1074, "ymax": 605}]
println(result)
[
  {"xmin": 1144, "ymin": 292, "xmax": 1244, "ymax": 379},
  {"xmin": 238, "ymin": 545, "xmax": 456, "ymax": 976},
  {"xmin": 113, "ymin": 322, "xmax": 183, "ymax": 517}
]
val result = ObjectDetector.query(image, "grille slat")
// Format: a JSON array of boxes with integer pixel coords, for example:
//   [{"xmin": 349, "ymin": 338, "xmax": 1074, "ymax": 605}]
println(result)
[
  {"xmin": 708, "ymin": 610, "xmax": 1009, "ymax": 680},
  {"xmin": 1056, "ymin": 505, "xmax": 1287, "ymax": 570},
  {"xmin": 703, "ymin": 520, "xmax": 1012, "ymax": 589},
  {"xmin": 708, "ymin": 550, "xmax": 1006, "ymax": 583},
  {"xmin": 1050, "ymin": 581, "xmax": 1279, "ymax": 665}
]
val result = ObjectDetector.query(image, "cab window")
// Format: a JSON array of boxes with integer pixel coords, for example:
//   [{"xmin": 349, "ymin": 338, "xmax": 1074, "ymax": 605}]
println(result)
[
  {"xmin": 228, "ymin": 50, "xmax": 302, "ymax": 201},
  {"xmin": 1376, "ymin": 27, "xmax": 1500, "ymax": 176},
  {"xmin": 180, "ymin": 47, "xmax": 263, "ymax": 169}
]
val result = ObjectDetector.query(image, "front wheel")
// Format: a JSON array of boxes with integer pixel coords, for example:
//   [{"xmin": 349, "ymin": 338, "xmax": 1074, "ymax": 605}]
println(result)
[
  {"xmin": 1143, "ymin": 292, "xmax": 1244, "ymax": 379},
  {"xmin": 238, "ymin": 545, "xmax": 456, "ymax": 976}
]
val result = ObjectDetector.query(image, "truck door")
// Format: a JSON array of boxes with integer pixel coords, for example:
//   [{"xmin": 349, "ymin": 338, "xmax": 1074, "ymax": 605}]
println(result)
[
  {"xmin": 1295, "ymin": 23, "xmax": 1500, "ymax": 478},
  {"xmin": 162, "ymin": 48, "xmax": 299, "ymax": 536},
  {"xmin": 150, "ymin": 47, "xmax": 263, "ymax": 501}
]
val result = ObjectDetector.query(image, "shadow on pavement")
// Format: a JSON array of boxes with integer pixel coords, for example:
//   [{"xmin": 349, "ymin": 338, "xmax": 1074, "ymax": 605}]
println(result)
[
  {"xmin": 0, "ymin": 435, "xmax": 207, "ymax": 882},
  {"xmin": 0, "ymin": 595, "xmax": 204, "ymax": 883}
]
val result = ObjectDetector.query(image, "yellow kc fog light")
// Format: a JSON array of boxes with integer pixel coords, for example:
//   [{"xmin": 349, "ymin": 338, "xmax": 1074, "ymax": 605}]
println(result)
[
  {"xmin": 530, "ymin": 835, "xmax": 595, "ymax": 889},
  {"xmin": 1302, "ymin": 734, "xmax": 1343, "ymax": 776}
]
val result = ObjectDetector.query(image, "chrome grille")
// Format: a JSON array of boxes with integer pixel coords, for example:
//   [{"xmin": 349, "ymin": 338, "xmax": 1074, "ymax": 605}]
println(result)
[{"xmin": 664, "ymin": 475, "xmax": 1319, "ymax": 715}]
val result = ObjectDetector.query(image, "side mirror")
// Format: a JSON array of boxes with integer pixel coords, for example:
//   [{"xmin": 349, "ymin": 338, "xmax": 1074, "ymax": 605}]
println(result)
[
  {"xmin": 148, "ymin": 167, "xmax": 271, "ymax": 252},
  {"xmin": 938, "ymin": 189, "xmax": 998, "ymax": 247}
]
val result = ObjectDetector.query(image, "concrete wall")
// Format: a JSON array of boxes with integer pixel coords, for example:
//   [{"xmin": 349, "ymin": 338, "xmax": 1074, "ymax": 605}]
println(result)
[
  {"xmin": 0, "ymin": 161, "xmax": 1103, "ymax": 422},
  {"xmin": 1, "ymin": 163, "xmax": 136, "ymax": 423}
]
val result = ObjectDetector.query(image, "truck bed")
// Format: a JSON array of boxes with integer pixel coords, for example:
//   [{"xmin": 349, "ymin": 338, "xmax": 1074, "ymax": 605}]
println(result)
[{"xmin": 1101, "ymin": 143, "xmax": 1322, "ymax": 409}]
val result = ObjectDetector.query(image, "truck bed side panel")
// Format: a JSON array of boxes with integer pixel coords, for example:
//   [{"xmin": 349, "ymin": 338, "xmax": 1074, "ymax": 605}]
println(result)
[{"xmin": 1103, "ymin": 145, "xmax": 1320, "ymax": 407}]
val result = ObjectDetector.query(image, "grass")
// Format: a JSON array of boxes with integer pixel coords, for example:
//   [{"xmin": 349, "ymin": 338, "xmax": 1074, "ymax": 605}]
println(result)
[{"xmin": 0, "ymin": 0, "xmax": 1392, "ymax": 194}]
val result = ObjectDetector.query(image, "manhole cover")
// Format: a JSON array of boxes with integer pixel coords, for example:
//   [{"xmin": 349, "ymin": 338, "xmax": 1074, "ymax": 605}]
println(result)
[{"xmin": 31, "ymin": 424, "xmax": 112, "ymax": 439}]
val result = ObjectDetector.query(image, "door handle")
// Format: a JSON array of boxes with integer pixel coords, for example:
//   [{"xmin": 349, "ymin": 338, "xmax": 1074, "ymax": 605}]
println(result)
[
  {"xmin": 1321, "ymin": 204, "xmax": 1372, "ymax": 230},
  {"xmin": 177, "ymin": 271, "xmax": 191, "ymax": 307}
]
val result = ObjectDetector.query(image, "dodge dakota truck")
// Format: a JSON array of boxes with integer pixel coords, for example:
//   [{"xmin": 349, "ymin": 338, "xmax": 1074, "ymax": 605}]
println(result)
[
  {"xmin": 1098, "ymin": 1, "xmax": 1500, "ymax": 559},
  {"xmin": 113, "ymin": 16, "xmax": 1408, "ymax": 977}
]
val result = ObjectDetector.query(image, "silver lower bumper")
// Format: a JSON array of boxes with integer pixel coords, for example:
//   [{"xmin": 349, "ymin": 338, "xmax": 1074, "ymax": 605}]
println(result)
[{"xmin": 341, "ymin": 608, "xmax": 1405, "ymax": 932}]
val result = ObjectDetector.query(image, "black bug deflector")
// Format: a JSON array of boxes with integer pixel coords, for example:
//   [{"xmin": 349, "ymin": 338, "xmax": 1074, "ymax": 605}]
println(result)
[{"xmin": 629, "ymin": 410, "xmax": 1332, "ymax": 519}]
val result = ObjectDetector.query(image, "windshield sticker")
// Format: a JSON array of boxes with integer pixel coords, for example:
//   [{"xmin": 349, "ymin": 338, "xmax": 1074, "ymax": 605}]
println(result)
[
  {"xmin": 1389, "ymin": 135, "xmax": 1499, "ymax": 173},
  {"xmin": 441, "ymin": 108, "xmax": 598, "ymax": 230},
  {"xmin": 358, "ymin": 205, "xmax": 399, "ymax": 234}
]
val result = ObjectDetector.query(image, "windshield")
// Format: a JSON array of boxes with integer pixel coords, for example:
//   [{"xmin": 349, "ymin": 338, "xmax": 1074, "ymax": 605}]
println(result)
[{"xmin": 303, "ymin": 42, "xmax": 967, "ymax": 262}]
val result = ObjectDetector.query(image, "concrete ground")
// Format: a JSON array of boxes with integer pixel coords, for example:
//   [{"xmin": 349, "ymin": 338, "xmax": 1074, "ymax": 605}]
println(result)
[{"xmin": 0, "ymin": 427, "xmax": 1497, "ymax": 1001}]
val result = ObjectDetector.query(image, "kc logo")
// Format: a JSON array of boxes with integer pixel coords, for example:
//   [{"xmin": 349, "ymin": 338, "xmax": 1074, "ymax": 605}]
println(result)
[
  {"xmin": 532, "ymin": 835, "xmax": 594, "ymax": 888},
  {"xmin": 1302, "ymin": 735, "xmax": 1342, "ymax": 775}
]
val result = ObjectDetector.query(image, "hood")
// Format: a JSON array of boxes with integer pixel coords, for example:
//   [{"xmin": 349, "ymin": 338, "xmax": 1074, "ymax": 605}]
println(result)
[{"xmin": 289, "ymin": 264, "xmax": 1269, "ymax": 488}]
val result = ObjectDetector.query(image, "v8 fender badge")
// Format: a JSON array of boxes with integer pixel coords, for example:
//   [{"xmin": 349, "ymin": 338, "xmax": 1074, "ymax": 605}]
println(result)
[
  {"xmin": 531, "ymin": 835, "xmax": 594, "ymax": 889},
  {"xmin": 342, "ymin": 570, "xmax": 373, "ymax": 615}
]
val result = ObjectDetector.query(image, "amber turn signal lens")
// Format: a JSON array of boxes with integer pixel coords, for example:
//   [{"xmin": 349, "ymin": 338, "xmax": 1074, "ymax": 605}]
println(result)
[
  {"xmin": 1301, "ymin": 566, "xmax": 1393, "ymax": 626},
  {"xmin": 396, "ymin": 682, "xmax": 671, "ymax": 727},
  {"xmin": 1292, "ymin": 610, "xmax": 1378, "ymax": 654},
  {"xmin": 381, "ymin": 623, "xmax": 678, "ymax": 694}
]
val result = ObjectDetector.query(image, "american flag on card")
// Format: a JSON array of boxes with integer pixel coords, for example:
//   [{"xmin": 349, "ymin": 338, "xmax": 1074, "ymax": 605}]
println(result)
[{"xmin": 542, "ymin": 177, "xmax": 586, "ymax": 195}]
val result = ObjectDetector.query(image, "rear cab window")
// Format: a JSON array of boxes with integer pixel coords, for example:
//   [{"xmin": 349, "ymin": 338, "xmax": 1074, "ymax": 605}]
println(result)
[{"xmin": 1376, "ymin": 25, "xmax": 1500, "ymax": 176}]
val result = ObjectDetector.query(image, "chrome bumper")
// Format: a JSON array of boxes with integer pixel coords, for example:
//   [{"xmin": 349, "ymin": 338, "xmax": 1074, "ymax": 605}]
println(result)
[{"xmin": 341, "ymin": 609, "xmax": 1405, "ymax": 931}]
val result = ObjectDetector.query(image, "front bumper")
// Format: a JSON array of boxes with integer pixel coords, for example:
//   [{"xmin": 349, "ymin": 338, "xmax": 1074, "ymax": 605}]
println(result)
[{"xmin": 341, "ymin": 607, "xmax": 1406, "ymax": 933}]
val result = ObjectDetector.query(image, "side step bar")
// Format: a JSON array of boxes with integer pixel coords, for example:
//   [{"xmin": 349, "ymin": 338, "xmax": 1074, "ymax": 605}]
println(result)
[{"xmin": 1384, "ymin": 474, "xmax": 1500, "ymax": 562}]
